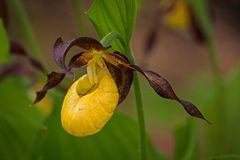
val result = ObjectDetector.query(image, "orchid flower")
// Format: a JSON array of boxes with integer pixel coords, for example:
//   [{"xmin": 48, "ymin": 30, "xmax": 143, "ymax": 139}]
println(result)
[{"xmin": 35, "ymin": 37, "xmax": 209, "ymax": 137}]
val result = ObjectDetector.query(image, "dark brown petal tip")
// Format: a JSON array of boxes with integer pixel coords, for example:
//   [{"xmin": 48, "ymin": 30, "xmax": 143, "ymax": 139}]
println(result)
[
  {"xmin": 53, "ymin": 37, "xmax": 104, "ymax": 71},
  {"xmin": 180, "ymin": 100, "xmax": 211, "ymax": 124},
  {"xmin": 10, "ymin": 41, "xmax": 45, "ymax": 73},
  {"xmin": 34, "ymin": 72, "xmax": 65, "ymax": 104},
  {"xmin": 105, "ymin": 61, "xmax": 133, "ymax": 105},
  {"xmin": 131, "ymin": 65, "xmax": 209, "ymax": 123}
]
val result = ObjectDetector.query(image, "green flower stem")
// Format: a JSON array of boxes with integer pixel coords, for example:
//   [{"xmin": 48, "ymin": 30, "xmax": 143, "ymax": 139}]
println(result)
[
  {"xmin": 133, "ymin": 74, "xmax": 147, "ymax": 160},
  {"xmin": 100, "ymin": 33, "xmax": 147, "ymax": 160},
  {"xmin": 8, "ymin": 0, "xmax": 43, "ymax": 62},
  {"xmin": 127, "ymin": 47, "xmax": 147, "ymax": 160}
]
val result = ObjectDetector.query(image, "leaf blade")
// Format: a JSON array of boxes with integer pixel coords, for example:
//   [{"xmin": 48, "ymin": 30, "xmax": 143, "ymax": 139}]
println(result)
[{"xmin": 87, "ymin": 0, "xmax": 138, "ymax": 54}]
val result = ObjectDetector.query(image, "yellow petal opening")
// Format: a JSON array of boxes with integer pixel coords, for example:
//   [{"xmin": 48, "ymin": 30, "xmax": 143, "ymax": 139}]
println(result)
[{"xmin": 61, "ymin": 70, "xmax": 119, "ymax": 137}]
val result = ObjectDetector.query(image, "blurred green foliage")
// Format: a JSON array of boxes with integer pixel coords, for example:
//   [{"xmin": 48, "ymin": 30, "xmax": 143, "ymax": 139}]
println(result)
[
  {"xmin": 0, "ymin": 18, "xmax": 9, "ymax": 64},
  {"xmin": 0, "ymin": 77, "xmax": 44, "ymax": 160}
]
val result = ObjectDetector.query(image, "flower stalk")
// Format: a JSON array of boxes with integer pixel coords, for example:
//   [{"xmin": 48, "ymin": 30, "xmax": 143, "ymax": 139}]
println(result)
[
  {"xmin": 102, "ymin": 33, "xmax": 147, "ymax": 159},
  {"xmin": 126, "ymin": 47, "xmax": 147, "ymax": 160}
]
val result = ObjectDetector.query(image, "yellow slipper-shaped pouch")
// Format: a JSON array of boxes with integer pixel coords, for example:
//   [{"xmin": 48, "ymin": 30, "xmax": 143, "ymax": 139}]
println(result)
[{"xmin": 61, "ymin": 71, "xmax": 119, "ymax": 137}]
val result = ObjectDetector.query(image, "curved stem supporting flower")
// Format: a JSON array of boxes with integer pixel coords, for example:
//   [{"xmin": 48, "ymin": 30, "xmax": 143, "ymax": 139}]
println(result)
[
  {"xmin": 126, "ymin": 47, "xmax": 147, "ymax": 160},
  {"xmin": 102, "ymin": 32, "xmax": 148, "ymax": 159},
  {"xmin": 133, "ymin": 74, "xmax": 147, "ymax": 160}
]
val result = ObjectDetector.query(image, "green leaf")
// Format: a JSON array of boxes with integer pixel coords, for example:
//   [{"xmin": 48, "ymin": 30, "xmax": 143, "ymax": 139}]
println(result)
[
  {"xmin": 87, "ymin": 0, "xmax": 138, "ymax": 54},
  {"xmin": 31, "ymin": 92, "xmax": 167, "ymax": 160},
  {"xmin": 0, "ymin": 77, "xmax": 44, "ymax": 160},
  {"xmin": 174, "ymin": 119, "xmax": 199, "ymax": 160},
  {"xmin": 0, "ymin": 18, "xmax": 10, "ymax": 64}
]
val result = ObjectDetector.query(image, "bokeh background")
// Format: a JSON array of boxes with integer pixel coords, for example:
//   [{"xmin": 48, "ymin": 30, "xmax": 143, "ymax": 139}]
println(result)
[{"xmin": 1, "ymin": 0, "xmax": 240, "ymax": 159}]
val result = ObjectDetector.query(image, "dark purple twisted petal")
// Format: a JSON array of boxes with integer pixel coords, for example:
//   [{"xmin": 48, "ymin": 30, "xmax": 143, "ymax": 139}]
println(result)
[
  {"xmin": 104, "ymin": 51, "xmax": 209, "ymax": 122},
  {"xmin": 131, "ymin": 65, "xmax": 209, "ymax": 123},
  {"xmin": 34, "ymin": 72, "xmax": 65, "ymax": 104}
]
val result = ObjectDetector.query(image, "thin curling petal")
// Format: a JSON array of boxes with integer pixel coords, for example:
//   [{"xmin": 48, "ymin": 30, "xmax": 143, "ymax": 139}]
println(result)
[
  {"xmin": 53, "ymin": 37, "xmax": 105, "ymax": 71},
  {"xmin": 103, "ymin": 50, "xmax": 209, "ymax": 123},
  {"xmin": 131, "ymin": 65, "xmax": 209, "ymax": 123},
  {"xmin": 34, "ymin": 72, "xmax": 65, "ymax": 103},
  {"xmin": 61, "ymin": 71, "xmax": 119, "ymax": 137}
]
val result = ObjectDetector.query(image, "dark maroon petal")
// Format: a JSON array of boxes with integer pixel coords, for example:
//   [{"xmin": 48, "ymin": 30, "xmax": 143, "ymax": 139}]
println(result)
[
  {"xmin": 142, "ymin": 70, "xmax": 178, "ymax": 100},
  {"xmin": 103, "ymin": 52, "xmax": 134, "ymax": 70},
  {"xmin": 34, "ymin": 72, "xmax": 65, "ymax": 103},
  {"xmin": 68, "ymin": 52, "xmax": 92, "ymax": 70},
  {"xmin": 103, "ymin": 51, "xmax": 133, "ymax": 104},
  {"xmin": 180, "ymin": 100, "xmax": 211, "ymax": 124},
  {"xmin": 131, "ymin": 65, "xmax": 209, "ymax": 123},
  {"xmin": 0, "ymin": 0, "xmax": 8, "ymax": 28},
  {"xmin": 53, "ymin": 37, "xmax": 104, "ymax": 71},
  {"xmin": 10, "ymin": 41, "xmax": 45, "ymax": 72},
  {"xmin": 105, "ymin": 61, "xmax": 133, "ymax": 104}
]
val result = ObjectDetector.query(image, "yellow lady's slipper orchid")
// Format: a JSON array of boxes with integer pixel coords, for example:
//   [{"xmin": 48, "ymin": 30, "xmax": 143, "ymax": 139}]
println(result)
[
  {"xmin": 35, "ymin": 36, "xmax": 209, "ymax": 137},
  {"xmin": 61, "ymin": 63, "xmax": 119, "ymax": 137}
]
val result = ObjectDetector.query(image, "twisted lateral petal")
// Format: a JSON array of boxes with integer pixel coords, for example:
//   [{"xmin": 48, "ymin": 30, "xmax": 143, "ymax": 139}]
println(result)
[
  {"xmin": 34, "ymin": 72, "xmax": 65, "ymax": 103},
  {"xmin": 61, "ymin": 72, "xmax": 119, "ymax": 137},
  {"xmin": 131, "ymin": 65, "xmax": 210, "ymax": 124},
  {"xmin": 103, "ymin": 51, "xmax": 209, "ymax": 123}
]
